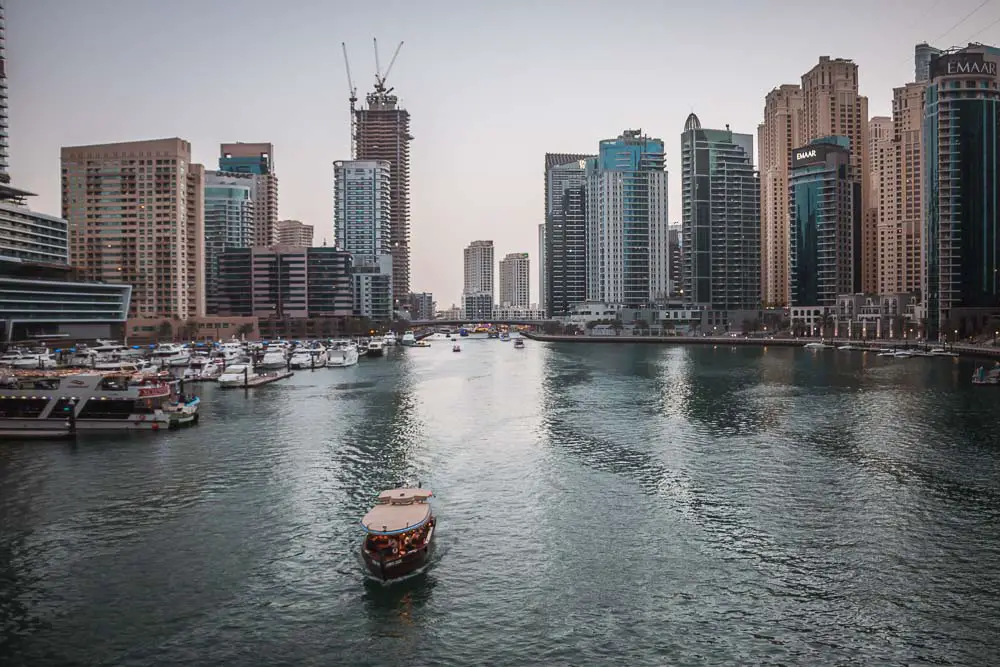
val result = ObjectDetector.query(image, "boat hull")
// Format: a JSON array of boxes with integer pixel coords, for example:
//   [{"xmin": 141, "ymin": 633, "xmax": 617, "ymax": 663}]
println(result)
[{"xmin": 362, "ymin": 535, "xmax": 434, "ymax": 582}]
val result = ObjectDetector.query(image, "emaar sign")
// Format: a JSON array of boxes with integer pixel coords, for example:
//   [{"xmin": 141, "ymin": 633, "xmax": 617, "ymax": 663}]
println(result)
[
  {"xmin": 790, "ymin": 144, "xmax": 838, "ymax": 169},
  {"xmin": 931, "ymin": 53, "xmax": 998, "ymax": 79}
]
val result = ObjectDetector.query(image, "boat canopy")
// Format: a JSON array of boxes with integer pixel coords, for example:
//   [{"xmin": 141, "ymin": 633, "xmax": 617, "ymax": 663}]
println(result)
[{"xmin": 361, "ymin": 488, "xmax": 433, "ymax": 535}]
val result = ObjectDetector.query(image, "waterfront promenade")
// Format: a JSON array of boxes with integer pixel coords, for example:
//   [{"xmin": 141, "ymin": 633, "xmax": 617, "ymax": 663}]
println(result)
[{"xmin": 523, "ymin": 331, "xmax": 1000, "ymax": 360}]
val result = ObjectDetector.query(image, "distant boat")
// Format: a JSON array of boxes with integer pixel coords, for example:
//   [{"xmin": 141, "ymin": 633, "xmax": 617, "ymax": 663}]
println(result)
[
  {"xmin": 453, "ymin": 344, "xmax": 461, "ymax": 352},
  {"xmin": 400, "ymin": 331, "xmax": 416, "ymax": 346},
  {"xmin": 513, "ymin": 338, "xmax": 525, "ymax": 349}
]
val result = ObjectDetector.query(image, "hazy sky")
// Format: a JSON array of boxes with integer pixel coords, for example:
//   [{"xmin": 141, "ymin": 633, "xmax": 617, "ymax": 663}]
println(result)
[{"xmin": 8, "ymin": 0, "xmax": 1000, "ymax": 306}]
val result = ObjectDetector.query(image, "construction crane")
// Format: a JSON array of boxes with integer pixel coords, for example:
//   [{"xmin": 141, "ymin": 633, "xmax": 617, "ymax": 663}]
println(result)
[
  {"xmin": 341, "ymin": 42, "xmax": 358, "ymax": 159},
  {"xmin": 372, "ymin": 37, "xmax": 404, "ymax": 95}
]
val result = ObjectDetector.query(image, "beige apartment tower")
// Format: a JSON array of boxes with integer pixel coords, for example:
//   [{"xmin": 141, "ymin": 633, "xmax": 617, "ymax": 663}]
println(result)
[
  {"xmin": 801, "ymin": 57, "xmax": 872, "ymax": 292},
  {"xmin": 276, "ymin": 219, "xmax": 314, "ymax": 247},
  {"xmin": 61, "ymin": 138, "xmax": 205, "ymax": 318},
  {"xmin": 758, "ymin": 84, "xmax": 803, "ymax": 307},
  {"xmin": 881, "ymin": 83, "xmax": 925, "ymax": 296}
]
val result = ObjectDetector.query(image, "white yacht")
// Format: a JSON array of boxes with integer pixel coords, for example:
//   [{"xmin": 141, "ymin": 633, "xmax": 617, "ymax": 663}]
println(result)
[
  {"xmin": 837, "ymin": 344, "xmax": 860, "ymax": 351},
  {"xmin": 218, "ymin": 362, "xmax": 265, "ymax": 388},
  {"xmin": 259, "ymin": 343, "xmax": 289, "ymax": 370},
  {"xmin": 11, "ymin": 349, "xmax": 57, "ymax": 370},
  {"xmin": 803, "ymin": 341, "xmax": 834, "ymax": 349},
  {"xmin": 327, "ymin": 341, "xmax": 359, "ymax": 367},
  {"xmin": 289, "ymin": 346, "xmax": 327, "ymax": 369},
  {"xmin": 382, "ymin": 331, "xmax": 397, "ymax": 347},
  {"xmin": 927, "ymin": 347, "xmax": 959, "ymax": 357},
  {"xmin": 892, "ymin": 350, "xmax": 914, "ymax": 358},
  {"xmin": 151, "ymin": 343, "xmax": 190, "ymax": 368},
  {"xmin": 0, "ymin": 372, "xmax": 190, "ymax": 435},
  {"xmin": 199, "ymin": 360, "xmax": 223, "ymax": 380},
  {"xmin": 400, "ymin": 331, "xmax": 416, "ymax": 346},
  {"xmin": 367, "ymin": 339, "xmax": 386, "ymax": 357},
  {"xmin": 0, "ymin": 350, "xmax": 26, "ymax": 367},
  {"xmin": 216, "ymin": 340, "xmax": 245, "ymax": 363}
]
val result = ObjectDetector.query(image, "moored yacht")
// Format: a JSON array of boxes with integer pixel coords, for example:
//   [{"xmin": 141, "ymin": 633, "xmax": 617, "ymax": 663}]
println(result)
[
  {"xmin": 218, "ymin": 362, "xmax": 266, "ymax": 388},
  {"xmin": 327, "ymin": 341, "xmax": 359, "ymax": 367},
  {"xmin": 361, "ymin": 486, "xmax": 436, "ymax": 582},
  {"xmin": 928, "ymin": 346, "xmax": 959, "ymax": 357},
  {"xmin": 258, "ymin": 343, "xmax": 289, "ymax": 370},
  {"xmin": 367, "ymin": 339, "xmax": 386, "ymax": 357},
  {"xmin": 11, "ymin": 349, "xmax": 57, "ymax": 370},
  {"xmin": 383, "ymin": 331, "xmax": 398, "ymax": 347},
  {"xmin": 0, "ymin": 372, "xmax": 188, "ymax": 435},
  {"xmin": 151, "ymin": 343, "xmax": 190, "ymax": 368},
  {"xmin": 289, "ymin": 346, "xmax": 327, "ymax": 369},
  {"xmin": 803, "ymin": 341, "xmax": 834, "ymax": 349}
]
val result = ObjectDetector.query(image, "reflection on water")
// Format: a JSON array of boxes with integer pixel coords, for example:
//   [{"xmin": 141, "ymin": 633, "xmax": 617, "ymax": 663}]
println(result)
[{"xmin": 1, "ymin": 343, "xmax": 999, "ymax": 665}]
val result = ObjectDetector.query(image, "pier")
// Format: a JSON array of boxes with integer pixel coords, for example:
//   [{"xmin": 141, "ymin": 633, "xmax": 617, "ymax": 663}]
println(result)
[{"xmin": 219, "ymin": 370, "xmax": 294, "ymax": 389}]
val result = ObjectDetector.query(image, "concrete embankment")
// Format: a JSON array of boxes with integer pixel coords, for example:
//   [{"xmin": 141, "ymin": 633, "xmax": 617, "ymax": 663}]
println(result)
[{"xmin": 521, "ymin": 332, "xmax": 1000, "ymax": 361}]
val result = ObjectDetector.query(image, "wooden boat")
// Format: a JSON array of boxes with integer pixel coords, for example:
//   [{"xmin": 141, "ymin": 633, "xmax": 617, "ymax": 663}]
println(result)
[{"xmin": 360, "ymin": 486, "xmax": 435, "ymax": 581}]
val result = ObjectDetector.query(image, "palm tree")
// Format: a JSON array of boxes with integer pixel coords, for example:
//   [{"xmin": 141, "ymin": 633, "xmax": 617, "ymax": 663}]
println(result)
[
  {"xmin": 235, "ymin": 323, "xmax": 254, "ymax": 340},
  {"xmin": 610, "ymin": 318, "xmax": 624, "ymax": 336}
]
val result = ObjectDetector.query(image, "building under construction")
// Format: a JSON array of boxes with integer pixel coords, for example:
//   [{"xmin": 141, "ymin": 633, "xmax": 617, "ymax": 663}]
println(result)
[{"xmin": 345, "ymin": 40, "xmax": 413, "ymax": 310}]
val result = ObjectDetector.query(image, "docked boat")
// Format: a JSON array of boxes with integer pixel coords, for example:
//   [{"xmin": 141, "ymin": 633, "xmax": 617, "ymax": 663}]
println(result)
[
  {"xmin": 360, "ymin": 486, "xmax": 436, "ymax": 582},
  {"xmin": 163, "ymin": 395, "xmax": 200, "ymax": 426},
  {"xmin": 803, "ymin": 341, "xmax": 833, "ymax": 349},
  {"xmin": 452, "ymin": 344, "xmax": 461, "ymax": 352},
  {"xmin": 837, "ymin": 344, "xmax": 859, "ymax": 351},
  {"xmin": 367, "ymin": 339, "xmax": 385, "ymax": 357},
  {"xmin": 11, "ymin": 349, "xmax": 58, "ymax": 370},
  {"xmin": 892, "ymin": 350, "xmax": 914, "ymax": 358},
  {"xmin": 328, "ymin": 341, "xmax": 360, "ymax": 367},
  {"xmin": 928, "ymin": 346, "xmax": 960, "ymax": 357},
  {"xmin": 400, "ymin": 330, "xmax": 416, "ymax": 346},
  {"xmin": 514, "ymin": 338, "xmax": 525, "ymax": 349},
  {"xmin": 383, "ymin": 331, "xmax": 397, "ymax": 347},
  {"xmin": 218, "ymin": 362, "xmax": 265, "ymax": 388},
  {"xmin": 289, "ymin": 346, "xmax": 327, "ymax": 369},
  {"xmin": 0, "ymin": 372, "xmax": 189, "ymax": 435},
  {"xmin": 258, "ymin": 343, "xmax": 289, "ymax": 370},
  {"xmin": 151, "ymin": 343, "xmax": 190, "ymax": 368}
]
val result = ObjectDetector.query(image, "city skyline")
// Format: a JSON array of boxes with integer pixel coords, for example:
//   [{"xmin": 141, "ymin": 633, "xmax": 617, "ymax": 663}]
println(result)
[{"xmin": 9, "ymin": 0, "xmax": 998, "ymax": 305}]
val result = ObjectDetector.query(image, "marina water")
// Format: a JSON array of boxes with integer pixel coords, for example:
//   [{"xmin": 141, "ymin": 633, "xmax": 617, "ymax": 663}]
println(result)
[{"xmin": 2, "ymin": 340, "xmax": 999, "ymax": 665}]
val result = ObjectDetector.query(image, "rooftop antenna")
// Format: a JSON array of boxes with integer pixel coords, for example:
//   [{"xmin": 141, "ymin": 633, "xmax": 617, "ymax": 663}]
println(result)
[{"xmin": 341, "ymin": 42, "xmax": 358, "ymax": 159}]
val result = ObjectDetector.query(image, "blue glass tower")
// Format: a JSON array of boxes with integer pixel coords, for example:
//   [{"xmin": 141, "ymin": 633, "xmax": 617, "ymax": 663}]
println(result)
[
  {"xmin": 788, "ymin": 136, "xmax": 862, "ymax": 307},
  {"xmin": 924, "ymin": 45, "xmax": 1000, "ymax": 338}
]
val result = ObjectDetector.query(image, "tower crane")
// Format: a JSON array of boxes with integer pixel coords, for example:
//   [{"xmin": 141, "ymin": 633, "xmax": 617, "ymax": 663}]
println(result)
[
  {"xmin": 372, "ymin": 38, "xmax": 404, "ymax": 95},
  {"xmin": 341, "ymin": 42, "xmax": 358, "ymax": 159}
]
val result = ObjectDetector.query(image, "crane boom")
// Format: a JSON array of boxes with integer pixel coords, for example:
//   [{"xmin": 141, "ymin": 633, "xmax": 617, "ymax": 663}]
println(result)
[
  {"xmin": 341, "ymin": 42, "xmax": 358, "ymax": 159},
  {"xmin": 373, "ymin": 37, "xmax": 382, "ymax": 81},
  {"xmin": 383, "ymin": 41, "xmax": 404, "ymax": 82},
  {"xmin": 341, "ymin": 42, "xmax": 357, "ymax": 102}
]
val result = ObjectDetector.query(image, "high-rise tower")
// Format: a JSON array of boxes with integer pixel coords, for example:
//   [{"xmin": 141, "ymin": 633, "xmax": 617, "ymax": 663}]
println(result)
[
  {"xmin": 923, "ymin": 44, "xmax": 1000, "ymax": 337},
  {"xmin": 544, "ymin": 153, "xmax": 593, "ymax": 316},
  {"xmin": 681, "ymin": 114, "xmax": 760, "ymax": 312},
  {"xmin": 219, "ymin": 142, "xmax": 278, "ymax": 247},
  {"xmin": 0, "ymin": 1, "xmax": 9, "ymax": 183},
  {"xmin": 352, "ymin": 40, "xmax": 412, "ymax": 312}
]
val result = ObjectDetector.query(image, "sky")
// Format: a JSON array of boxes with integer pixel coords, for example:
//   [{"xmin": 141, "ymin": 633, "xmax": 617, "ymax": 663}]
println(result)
[{"xmin": 8, "ymin": 0, "xmax": 1000, "ymax": 307}]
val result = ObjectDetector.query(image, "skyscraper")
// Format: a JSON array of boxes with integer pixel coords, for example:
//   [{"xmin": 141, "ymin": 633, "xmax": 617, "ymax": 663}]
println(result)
[
  {"xmin": 923, "ymin": 45, "xmax": 1000, "ymax": 337},
  {"xmin": 758, "ymin": 85, "xmax": 803, "ymax": 307},
  {"xmin": 788, "ymin": 138, "xmax": 862, "ymax": 307},
  {"xmin": 355, "ymin": 81, "xmax": 412, "ymax": 309},
  {"xmin": 890, "ymin": 82, "xmax": 926, "ymax": 296},
  {"xmin": 544, "ymin": 153, "xmax": 592, "ymax": 316},
  {"xmin": 61, "ymin": 138, "xmax": 205, "ymax": 319},
  {"xmin": 681, "ymin": 114, "xmax": 761, "ymax": 312},
  {"xmin": 276, "ymin": 219, "xmax": 314, "ymax": 247},
  {"xmin": 462, "ymin": 240, "xmax": 494, "ymax": 319},
  {"xmin": 499, "ymin": 252, "xmax": 530, "ymax": 308},
  {"xmin": 868, "ymin": 116, "xmax": 893, "ymax": 294},
  {"xmin": 586, "ymin": 131, "xmax": 669, "ymax": 306},
  {"xmin": 800, "ymin": 57, "xmax": 872, "ymax": 292},
  {"xmin": 537, "ymin": 223, "xmax": 546, "ymax": 312},
  {"xmin": 915, "ymin": 42, "xmax": 943, "ymax": 83},
  {"xmin": 204, "ymin": 171, "xmax": 254, "ymax": 314},
  {"xmin": 219, "ymin": 142, "xmax": 278, "ymax": 247},
  {"xmin": 0, "ymin": 1, "xmax": 9, "ymax": 184},
  {"xmin": 668, "ymin": 225, "xmax": 682, "ymax": 297},
  {"xmin": 334, "ymin": 159, "xmax": 393, "ymax": 321}
]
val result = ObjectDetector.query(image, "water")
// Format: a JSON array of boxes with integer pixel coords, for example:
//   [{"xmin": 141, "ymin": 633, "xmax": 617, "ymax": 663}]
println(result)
[{"xmin": 2, "ymin": 340, "xmax": 1000, "ymax": 665}]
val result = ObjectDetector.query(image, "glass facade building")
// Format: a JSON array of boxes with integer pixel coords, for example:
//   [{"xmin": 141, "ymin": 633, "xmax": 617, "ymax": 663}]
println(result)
[
  {"xmin": 216, "ymin": 246, "xmax": 353, "ymax": 319},
  {"xmin": 204, "ymin": 172, "xmax": 254, "ymax": 314},
  {"xmin": 333, "ymin": 159, "xmax": 394, "ymax": 321},
  {"xmin": 585, "ymin": 130, "xmax": 670, "ymax": 306},
  {"xmin": 680, "ymin": 114, "xmax": 760, "ymax": 311},
  {"xmin": 544, "ymin": 153, "xmax": 592, "ymax": 317},
  {"xmin": 788, "ymin": 137, "xmax": 862, "ymax": 306},
  {"xmin": 923, "ymin": 45, "xmax": 1000, "ymax": 337}
]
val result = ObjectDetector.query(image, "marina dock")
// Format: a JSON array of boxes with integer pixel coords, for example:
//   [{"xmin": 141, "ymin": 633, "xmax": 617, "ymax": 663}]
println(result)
[{"xmin": 219, "ymin": 370, "xmax": 294, "ymax": 388}]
